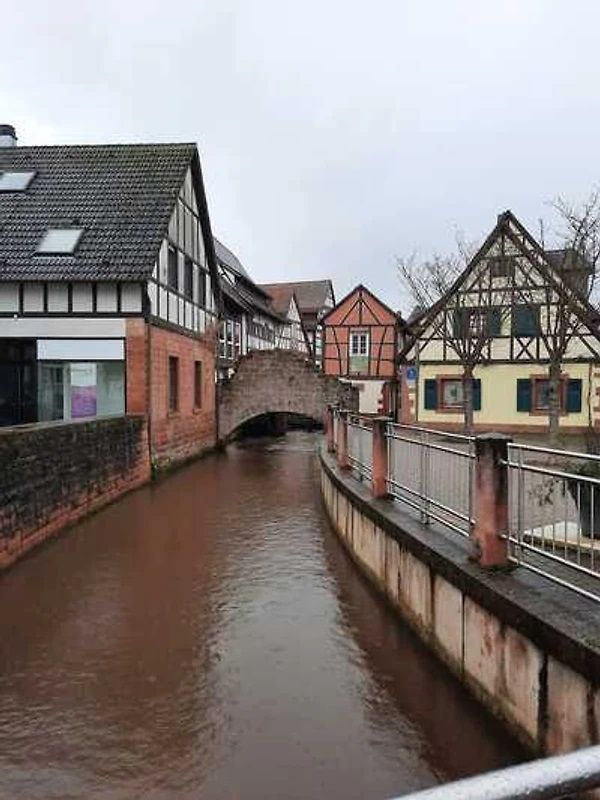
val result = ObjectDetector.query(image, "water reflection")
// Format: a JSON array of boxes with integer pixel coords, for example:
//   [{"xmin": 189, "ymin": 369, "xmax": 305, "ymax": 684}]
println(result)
[{"xmin": 0, "ymin": 433, "xmax": 524, "ymax": 799}]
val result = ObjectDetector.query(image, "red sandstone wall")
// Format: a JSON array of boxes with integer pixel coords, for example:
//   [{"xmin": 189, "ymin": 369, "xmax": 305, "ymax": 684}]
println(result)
[
  {"xmin": 0, "ymin": 416, "xmax": 151, "ymax": 571},
  {"xmin": 147, "ymin": 323, "xmax": 217, "ymax": 468}
]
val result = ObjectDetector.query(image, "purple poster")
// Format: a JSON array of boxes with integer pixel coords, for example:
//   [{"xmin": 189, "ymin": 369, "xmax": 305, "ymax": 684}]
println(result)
[
  {"xmin": 71, "ymin": 386, "xmax": 97, "ymax": 418},
  {"xmin": 70, "ymin": 363, "xmax": 97, "ymax": 418}
]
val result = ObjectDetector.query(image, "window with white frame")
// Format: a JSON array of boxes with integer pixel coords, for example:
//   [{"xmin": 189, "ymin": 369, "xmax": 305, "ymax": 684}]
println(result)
[
  {"xmin": 350, "ymin": 330, "xmax": 369, "ymax": 356},
  {"xmin": 349, "ymin": 330, "xmax": 369, "ymax": 374}
]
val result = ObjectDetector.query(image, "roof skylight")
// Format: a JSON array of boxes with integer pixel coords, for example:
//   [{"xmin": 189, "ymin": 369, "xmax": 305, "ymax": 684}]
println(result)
[
  {"xmin": 0, "ymin": 171, "xmax": 36, "ymax": 192},
  {"xmin": 37, "ymin": 228, "xmax": 83, "ymax": 255}
]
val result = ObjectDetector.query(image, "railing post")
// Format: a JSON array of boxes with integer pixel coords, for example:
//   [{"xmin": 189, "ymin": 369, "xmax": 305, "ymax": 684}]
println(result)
[
  {"xmin": 336, "ymin": 410, "xmax": 350, "ymax": 470},
  {"xmin": 472, "ymin": 433, "xmax": 511, "ymax": 568},
  {"xmin": 325, "ymin": 405, "xmax": 335, "ymax": 453},
  {"xmin": 371, "ymin": 417, "xmax": 390, "ymax": 498}
]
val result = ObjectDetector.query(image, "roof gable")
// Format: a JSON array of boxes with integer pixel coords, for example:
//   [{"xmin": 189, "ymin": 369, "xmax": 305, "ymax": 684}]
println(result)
[
  {"xmin": 322, "ymin": 284, "xmax": 398, "ymax": 326},
  {"xmin": 0, "ymin": 143, "xmax": 197, "ymax": 282},
  {"xmin": 401, "ymin": 210, "xmax": 600, "ymax": 358}
]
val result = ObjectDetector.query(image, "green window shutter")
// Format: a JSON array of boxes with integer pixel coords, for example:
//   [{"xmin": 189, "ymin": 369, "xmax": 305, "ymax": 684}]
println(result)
[
  {"xmin": 487, "ymin": 308, "xmax": 501, "ymax": 337},
  {"xmin": 513, "ymin": 306, "xmax": 539, "ymax": 336},
  {"xmin": 424, "ymin": 379, "xmax": 437, "ymax": 410},
  {"xmin": 566, "ymin": 379, "xmax": 582, "ymax": 413},
  {"xmin": 472, "ymin": 379, "xmax": 481, "ymax": 411},
  {"xmin": 516, "ymin": 378, "xmax": 532, "ymax": 412}
]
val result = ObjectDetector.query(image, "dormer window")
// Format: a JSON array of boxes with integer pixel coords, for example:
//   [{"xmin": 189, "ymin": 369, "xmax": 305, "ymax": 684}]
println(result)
[
  {"xmin": 37, "ymin": 228, "xmax": 83, "ymax": 255},
  {"xmin": 0, "ymin": 171, "xmax": 36, "ymax": 192}
]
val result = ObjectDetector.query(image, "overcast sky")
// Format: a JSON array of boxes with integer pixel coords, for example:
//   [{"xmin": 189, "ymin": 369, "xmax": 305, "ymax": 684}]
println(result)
[{"xmin": 2, "ymin": 0, "xmax": 599, "ymax": 312}]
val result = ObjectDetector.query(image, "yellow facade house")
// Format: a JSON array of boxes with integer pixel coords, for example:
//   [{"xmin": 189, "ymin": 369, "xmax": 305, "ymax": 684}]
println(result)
[{"xmin": 399, "ymin": 211, "xmax": 600, "ymax": 435}]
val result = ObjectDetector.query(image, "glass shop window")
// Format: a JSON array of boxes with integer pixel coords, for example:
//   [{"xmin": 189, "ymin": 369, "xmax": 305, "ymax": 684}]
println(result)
[{"xmin": 38, "ymin": 362, "xmax": 125, "ymax": 421}]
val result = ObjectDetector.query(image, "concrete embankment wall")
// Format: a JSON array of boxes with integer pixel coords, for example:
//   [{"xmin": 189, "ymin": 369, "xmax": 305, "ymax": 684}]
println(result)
[
  {"xmin": 320, "ymin": 447, "xmax": 600, "ymax": 756},
  {"xmin": 0, "ymin": 415, "xmax": 151, "ymax": 570}
]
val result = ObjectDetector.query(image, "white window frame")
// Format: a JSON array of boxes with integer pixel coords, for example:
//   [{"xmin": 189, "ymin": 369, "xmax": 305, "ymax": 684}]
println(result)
[{"xmin": 350, "ymin": 330, "xmax": 369, "ymax": 357}]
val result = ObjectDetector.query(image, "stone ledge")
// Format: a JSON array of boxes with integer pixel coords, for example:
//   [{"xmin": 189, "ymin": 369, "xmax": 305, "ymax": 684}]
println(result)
[{"xmin": 320, "ymin": 446, "xmax": 600, "ymax": 685}]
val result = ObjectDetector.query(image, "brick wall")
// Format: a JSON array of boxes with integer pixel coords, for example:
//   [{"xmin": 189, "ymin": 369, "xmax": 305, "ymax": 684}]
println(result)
[
  {"xmin": 0, "ymin": 415, "xmax": 151, "ymax": 570},
  {"xmin": 147, "ymin": 322, "xmax": 217, "ymax": 469}
]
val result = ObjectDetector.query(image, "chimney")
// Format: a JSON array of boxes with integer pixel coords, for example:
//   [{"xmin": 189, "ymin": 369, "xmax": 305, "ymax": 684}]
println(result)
[{"xmin": 0, "ymin": 125, "xmax": 17, "ymax": 147}]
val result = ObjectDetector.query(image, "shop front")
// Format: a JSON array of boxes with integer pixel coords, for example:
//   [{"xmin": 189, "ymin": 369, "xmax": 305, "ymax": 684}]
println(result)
[{"xmin": 0, "ymin": 337, "xmax": 125, "ymax": 427}]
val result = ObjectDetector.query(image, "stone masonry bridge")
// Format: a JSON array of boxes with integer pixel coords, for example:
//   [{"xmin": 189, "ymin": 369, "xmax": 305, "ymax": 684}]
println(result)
[{"xmin": 218, "ymin": 349, "xmax": 358, "ymax": 441}]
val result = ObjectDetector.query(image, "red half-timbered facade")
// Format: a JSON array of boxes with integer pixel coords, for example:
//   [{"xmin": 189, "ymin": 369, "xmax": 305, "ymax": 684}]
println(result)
[{"xmin": 322, "ymin": 284, "xmax": 401, "ymax": 415}]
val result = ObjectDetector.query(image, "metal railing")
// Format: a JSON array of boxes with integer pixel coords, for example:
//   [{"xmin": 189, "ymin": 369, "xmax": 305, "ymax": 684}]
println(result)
[
  {"xmin": 386, "ymin": 422, "xmax": 475, "ymax": 539},
  {"xmin": 347, "ymin": 413, "xmax": 373, "ymax": 481},
  {"xmin": 390, "ymin": 743, "xmax": 600, "ymax": 800},
  {"xmin": 505, "ymin": 442, "xmax": 600, "ymax": 603},
  {"xmin": 327, "ymin": 407, "xmax": 600, "ymax": 603}
]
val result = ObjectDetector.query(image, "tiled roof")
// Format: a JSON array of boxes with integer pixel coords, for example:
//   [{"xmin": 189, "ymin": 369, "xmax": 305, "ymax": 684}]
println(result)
[
  {"xmin": 260, "ymin": 279, "xmax": 333, "ymax": 312},
  {"xmin": 213, "ymin": 236, "xmax": 252, "ymax": 281},
  {"xmin": 259, "ymin": 283, "xmax": 294, "ymax": 316},
  {"xmin": 545, "ymin": 248, "xmax": 592, "ymax": 273},
  {"xmin": 0, "ymin": 143, "xmax": 196, "ymax": 281}
]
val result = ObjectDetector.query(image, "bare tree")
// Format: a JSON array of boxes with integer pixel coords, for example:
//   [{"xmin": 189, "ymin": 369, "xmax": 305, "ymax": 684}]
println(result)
[
  {"xmin": 398, "ymin": 239, "xmax": 510, "ymax": 434},
  {"xmin": 513, "ymin": 191, "xmax": 600, "ymax": 445}
]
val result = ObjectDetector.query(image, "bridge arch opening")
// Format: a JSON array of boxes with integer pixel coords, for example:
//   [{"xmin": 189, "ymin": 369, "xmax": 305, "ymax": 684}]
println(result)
[{"xmin": 232, "ymin": 411, "xmax": 322, "ymax": 440}]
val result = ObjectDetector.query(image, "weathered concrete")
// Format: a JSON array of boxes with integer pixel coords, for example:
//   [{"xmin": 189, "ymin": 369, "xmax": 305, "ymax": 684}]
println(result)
[
  {"xmin": 218, "ymin": 349, "xmax": 358, "ymax": 441},
  {"xmin": 320, "ymin": 444, "xmax": 600, "ymax": 756}
]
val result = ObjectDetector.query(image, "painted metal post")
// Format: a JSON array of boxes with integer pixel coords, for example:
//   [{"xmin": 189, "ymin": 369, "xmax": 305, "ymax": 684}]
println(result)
[
  {"xmin": 371, "ymin": 417, "xmax": 390, "ymax": 498},
  {"xmin": 325, "ymin": 405, "xmax": 335, "ymax": 453},
  {"xmin": 336, "ymin": 410, "xmax": 350, "ymax": 470},
  {"xmin": 472, "ymin": 434, "xmax": 511, "ymax": 568}
]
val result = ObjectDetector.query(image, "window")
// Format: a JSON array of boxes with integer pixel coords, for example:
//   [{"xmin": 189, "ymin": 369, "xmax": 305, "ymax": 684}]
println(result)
[
  {"xmin": 513, "ymin": 306, "xmax": 540, "ymax": 336},
  {"xmin": 350, "ymin": 330, "xmax": 369, "ymax": 356},
  {"xmin": 0, "ymin": 171, "xmax": 35, "ymax": 192},
  {"xmin": 349, "ymin": 330, "xmax": 369, "ymax": 374},
  {"xmin": 37, "ymin": 361, "xmax": 125, "ymax": 421},
  {"xmin": 184, "ymin": 257, "xmax": 193, "ymax": 299},
  {"xmin": 453, "ymin": 307, "xmax": 502, "ymax": 337},
  {"xmin": 168, "ymin": 356, "xmax": 179, "ymax": 412},
  {"xmin": 37, "ymin": 228, "xmax": 83, "ymax": 254},
  {"xmin": 440, "ymin": 378, "xmax": 464, "ymax": 408},
  {"xmin": 516, "ymin": 377, "xmax": 582, "ymax": 414},
  {"xmin": 167, "ymin": 246, "xmax": 178, "ymax": 291},
  {"xmin": 197, "ymin": 270, "xmax": 207, "ymax": 307},
  {"xmin": 194, "ymin": 361, "xmax": 203, "ymax": 408},
  {"xmin": 489, "ymin": 255, "xmax": 514, "ymax": 278},
  {"xmin": 424, "ymin": 377, "xmax": 482, "ymax": 411},
  {"xmin": 533, "ymin": 379, "xmax": 553, "ymax": 411}
]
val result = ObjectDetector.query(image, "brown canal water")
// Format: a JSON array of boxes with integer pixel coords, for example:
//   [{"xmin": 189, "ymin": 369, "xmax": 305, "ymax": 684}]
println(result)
[{"xmin": 0, "ymin": 432, "xmax": 525, "ymax": 799}]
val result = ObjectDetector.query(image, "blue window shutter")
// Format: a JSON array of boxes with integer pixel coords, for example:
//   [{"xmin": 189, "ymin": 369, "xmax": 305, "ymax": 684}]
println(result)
[
  {"xmin": 566, "ymin": 379, "xmax": 582, "ymax": 413},
  {"xmin": 424, "ymin": 379, "xmax": 437, "ymax": 410},
  {"xmin": 516, "ymin": 378, "xmax": 532, "ymax": 412},
  {"xmin": 473, "ymin": 379, "xmax": 481, "ymax": 411}
]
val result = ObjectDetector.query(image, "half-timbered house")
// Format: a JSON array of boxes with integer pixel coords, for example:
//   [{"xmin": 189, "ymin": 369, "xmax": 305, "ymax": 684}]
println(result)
[
  {"xmin": 399, "ymin": 210, "xmax": 600, "ymax": 434},
  {"xmin": 259, "ymin": 284, "xmax": 309, "ymax": 353},
  {"xmin": 0, "ymin": 129, "xmax": 221, "ymax": 466},
  {"xmin": 260, "ymin": 280, "xmax": 335, "ymax": 367},
  {"xmin": 322, "ymin": 284, "xmax": 401, "ymax": 414},
  {"xmin": 214, "ymin": 238, "xmax": 294, "ymax": 379}
]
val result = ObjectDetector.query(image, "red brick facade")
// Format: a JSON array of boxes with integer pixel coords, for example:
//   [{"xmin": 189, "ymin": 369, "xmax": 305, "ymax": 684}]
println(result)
[{"xmin": 125, "ymin": 320, "xmax": 217, "ymax": 468}]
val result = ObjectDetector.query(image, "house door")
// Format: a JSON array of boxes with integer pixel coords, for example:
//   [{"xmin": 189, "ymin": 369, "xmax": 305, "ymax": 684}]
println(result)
[{"xmin": 0, "ymin": 340, "xmax": 37, "ymax": 427}]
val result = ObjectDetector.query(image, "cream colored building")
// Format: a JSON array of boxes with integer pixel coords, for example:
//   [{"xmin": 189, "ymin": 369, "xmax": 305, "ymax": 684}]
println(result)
[{"xmin": 400, "ymin": 211, "xmax": 600, "ymax": 434}]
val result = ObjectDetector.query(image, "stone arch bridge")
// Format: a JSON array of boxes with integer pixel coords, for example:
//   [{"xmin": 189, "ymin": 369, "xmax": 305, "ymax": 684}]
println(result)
[{"xmin": 218, "ymin": 350, "xmax": 358, "ymax": 441}]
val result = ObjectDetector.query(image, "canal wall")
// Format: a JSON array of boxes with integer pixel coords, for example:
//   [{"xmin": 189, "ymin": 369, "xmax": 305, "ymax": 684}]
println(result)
[
  {"xmin": 0, "ymin": 415, "xmax": 151, "ymax": 570},
  {"xmin": 319, "ymin": 446, "xmax": 600, "ymax": 757}
]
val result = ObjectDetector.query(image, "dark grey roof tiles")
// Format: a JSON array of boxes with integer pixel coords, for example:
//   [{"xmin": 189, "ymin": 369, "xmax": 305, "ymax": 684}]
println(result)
[
  {"xmin": 0, "ymin": 143, "xmax": 195, "ymax": 281},
  {"xmin": 213, "ymin": 237, "xmax": 252, "ymax": 281}
]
